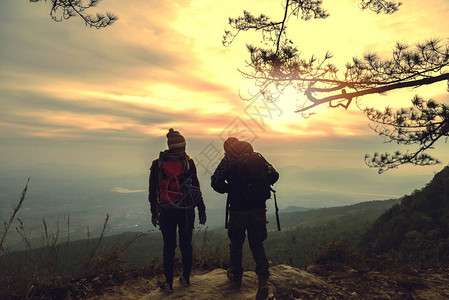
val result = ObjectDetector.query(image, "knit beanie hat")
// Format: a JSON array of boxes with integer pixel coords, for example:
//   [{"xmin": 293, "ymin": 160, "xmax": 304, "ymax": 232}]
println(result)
[{"xmin": 166, "ymin": 128, "xmax": 186, "ymax": 149}]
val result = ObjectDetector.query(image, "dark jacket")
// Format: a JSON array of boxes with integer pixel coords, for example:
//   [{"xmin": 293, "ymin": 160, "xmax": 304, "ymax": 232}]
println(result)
[
  {"xmin": 211, "ymin": 152, "xmax": 279, "ymax": 211},
  {"xmin": 148, "ymin": 150, "xmax": 206, "ymax": 217}
]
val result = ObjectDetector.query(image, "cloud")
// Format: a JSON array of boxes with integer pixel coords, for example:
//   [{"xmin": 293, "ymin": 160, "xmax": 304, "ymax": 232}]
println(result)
[
  {"xmin": 0, "ymin": 89, "xmax": 171, "ymax": 140},
  {"xmin": 111, "ymin": 187, "xmax": 146, "ymax": 194},
  {"xmin": 1, "ymin": 0, "xmax": 448, "ymax": 176},
  {"xmin": 0, "ymin": 87, "xmax": 241, "ymax": 142},
  {"xmin": 0, "ymin": 0, "xmax": 232, "ymax": 105},
  {"xmin": 0, "ymin": 0, "xmax": 188, "ymax": 73},
  {"xmin": 0, "ymin": 0, "xmax": 248, "ymax": 143}
]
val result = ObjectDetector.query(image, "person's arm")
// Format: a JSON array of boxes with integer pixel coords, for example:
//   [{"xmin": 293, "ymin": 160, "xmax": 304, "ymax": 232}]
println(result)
[
  {"xmin": 268, "ymin": 163, "xmax": 279, "ymax": 185},
  {"xmin": 189, "ymin": 159, "xmax": 206, "ymax": 219},
  {"xmin": 259, "ymin": 153, "xmax": 279, "ymax": 185},
  {"xmin": 211, "ymin": 156, "xmax": 229, "ymax": 194},
  {"xmin": 148, "ymin": 159, "xmax": 159, "ymax": 216}
]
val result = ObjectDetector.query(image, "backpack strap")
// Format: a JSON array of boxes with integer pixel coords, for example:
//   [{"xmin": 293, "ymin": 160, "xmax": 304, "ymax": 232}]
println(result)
[
  {"xmin": 185, "ymin": 154, "xmax": 191, "ymax": 172},
  {"xmin": 225, "ymin": 198, "xmax": 230, "ymax": 229},
  {"xmin": 271, "ymin": 187, "xmax": 281, "ymax": 231}
]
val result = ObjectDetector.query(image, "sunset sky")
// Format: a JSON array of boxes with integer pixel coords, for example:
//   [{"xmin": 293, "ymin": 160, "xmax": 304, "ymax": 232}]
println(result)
[{"xmin": 1, "ymin": 0, "xmax": 449, "ymax": 211}]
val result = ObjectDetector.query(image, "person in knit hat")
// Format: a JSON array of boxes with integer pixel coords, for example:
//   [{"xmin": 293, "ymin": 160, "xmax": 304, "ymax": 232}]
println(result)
[
  {"xmin": 166, "ymin": 128, "xmax": 186, "ymax": 151},
  {"xmin": 148, "ymin": 128, "xmax": 207, "ymax": 293}
]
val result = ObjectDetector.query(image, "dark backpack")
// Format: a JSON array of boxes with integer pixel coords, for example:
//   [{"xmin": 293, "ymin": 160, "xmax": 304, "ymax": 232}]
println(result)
[
  {"xmin": 157, "ymin": 152, "xmax": 190, "ymax": 208},
  {"xmin": 225, "ymin": 152, "xmax": 281, "ymax": 231},
  {"xmin": 237, "ymin": 152, "xmax": 273, "ymax": 201}
]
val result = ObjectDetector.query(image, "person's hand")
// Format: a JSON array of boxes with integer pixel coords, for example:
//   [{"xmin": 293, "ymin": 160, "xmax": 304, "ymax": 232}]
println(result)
[
  {"xmin": 199, "ymin": 214, "xmax": 207, "ymax": 225},
  {"xmin": 151, "ymin": 215, "xmax": 159, "ymax": 227}
]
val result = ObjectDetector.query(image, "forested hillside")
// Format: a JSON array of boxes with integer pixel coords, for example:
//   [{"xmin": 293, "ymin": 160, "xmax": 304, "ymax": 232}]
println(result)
[
  {"xmin": 267, "ymin": 199, "xmax": 400, "ymax": 230},
  {"xmin": 264, "ymin": 199, "xmax": 400, "ymax": 267},
  {"xmin": 359, "ymin": 165, "xmax": 449, "ymax": 266}
]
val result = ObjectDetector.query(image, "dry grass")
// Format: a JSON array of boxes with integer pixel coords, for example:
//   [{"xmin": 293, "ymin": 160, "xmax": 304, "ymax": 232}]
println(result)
[{"xmin": 0, "ymin": 180, "xmax": 146, "ymax": 299}]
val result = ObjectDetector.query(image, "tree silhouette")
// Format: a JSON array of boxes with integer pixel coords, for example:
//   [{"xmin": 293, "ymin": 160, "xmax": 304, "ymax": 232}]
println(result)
[
  {"xmin": 364, "ymin": 96, "xmax": 448, "ymax": 172},
  {"xmin": 224, "ymin": 0, "xmax": 449, "ymax": 173},
  {"xmin": 30, "ymin": 0, "xmax": 117, "ymax": 28}
]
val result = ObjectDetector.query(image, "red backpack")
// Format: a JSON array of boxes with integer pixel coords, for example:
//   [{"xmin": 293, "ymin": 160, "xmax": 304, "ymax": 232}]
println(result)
[{"xmin": 157, "ymin": 151, "xmax": 190, "ymax": 208}]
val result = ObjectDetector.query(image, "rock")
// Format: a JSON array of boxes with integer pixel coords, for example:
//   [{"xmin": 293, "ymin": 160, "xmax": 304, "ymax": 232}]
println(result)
[
  {"xmin": 268, "ymin": 264, "xmax": 329, "ymax": 299},
  {"xmin": 139, "ymin": 264, "xmax": 329, "ymax": 300}
]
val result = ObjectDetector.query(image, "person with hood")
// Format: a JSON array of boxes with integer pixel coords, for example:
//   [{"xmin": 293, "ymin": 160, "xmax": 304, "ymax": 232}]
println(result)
[
  {"xmin": 148, "ymin": 128, "xmax": 207, "ymax": 293},
  {"xmin": 211, "ymin": 138, "xmax": 279, "ymax": 300}
]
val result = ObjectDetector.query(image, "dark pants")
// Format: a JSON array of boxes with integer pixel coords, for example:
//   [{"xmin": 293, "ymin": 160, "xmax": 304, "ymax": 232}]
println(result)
[
  {"xmin": 228, "ymin": 208, "xmax": 270, "ymax": 279},
  {"xmin": 160, "ymin": 208, "xmax": 194, "ymax": 283}
]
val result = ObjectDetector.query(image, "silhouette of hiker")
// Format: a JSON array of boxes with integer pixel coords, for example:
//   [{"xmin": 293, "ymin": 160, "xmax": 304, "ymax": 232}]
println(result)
[
  {"xmin": 211, "ymin": 138, "xmax": 279, "ymax": 300},
  {"xmin": 148, "ymin": 128, "xmax": 207, "ymax": 293}
]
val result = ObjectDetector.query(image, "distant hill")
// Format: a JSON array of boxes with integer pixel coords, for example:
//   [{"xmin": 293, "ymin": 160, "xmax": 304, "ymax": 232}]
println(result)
[
  {"xmin": 359, "ymin": 165, "xmax": 449, "ymax": 266},
  {"xmin": 267, "ymin": 199, "xmax": 400, "ymax": 231},
  {"xmin": 278, "ymin": 206, "xmax": 313, "ymax": 214},
  {"xmin": 2, "ymin": 198, "xmax": 402, "ymax": 275},
  {"xmin": 263, "ymin": 198, "xmax": 400, "ymax": 266}
]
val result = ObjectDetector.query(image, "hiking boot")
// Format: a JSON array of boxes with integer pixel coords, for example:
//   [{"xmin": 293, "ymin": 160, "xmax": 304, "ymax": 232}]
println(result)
[
  {"xmin": 159, "ymin": 281, "xmax": 174, "ymax": 293},
  {"xmin": 256, "ymin": 276, "xmax": 269, "ymax": 300},
  {"xmin": 227, "ymin": 269, "xmax": 242, "ymax": 289},
  {"xmin": 179, "ymin": 275, "xmax": 191, "ymax": 287}
]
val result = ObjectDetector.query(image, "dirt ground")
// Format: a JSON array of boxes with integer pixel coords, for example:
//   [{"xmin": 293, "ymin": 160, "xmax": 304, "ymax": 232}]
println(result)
[{"xmin": 21, "ymin": 264, "xmax": 449, "ymax": 299}]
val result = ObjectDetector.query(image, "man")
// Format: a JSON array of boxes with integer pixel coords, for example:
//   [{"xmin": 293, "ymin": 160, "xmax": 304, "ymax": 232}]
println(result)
[
  {"xmin": 148, "ymin": 128, "xmax": 207, "ymax": 293},
  {"xmin": 211, "ymin": 138, "xmax": 279, "ymax": 300}
]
